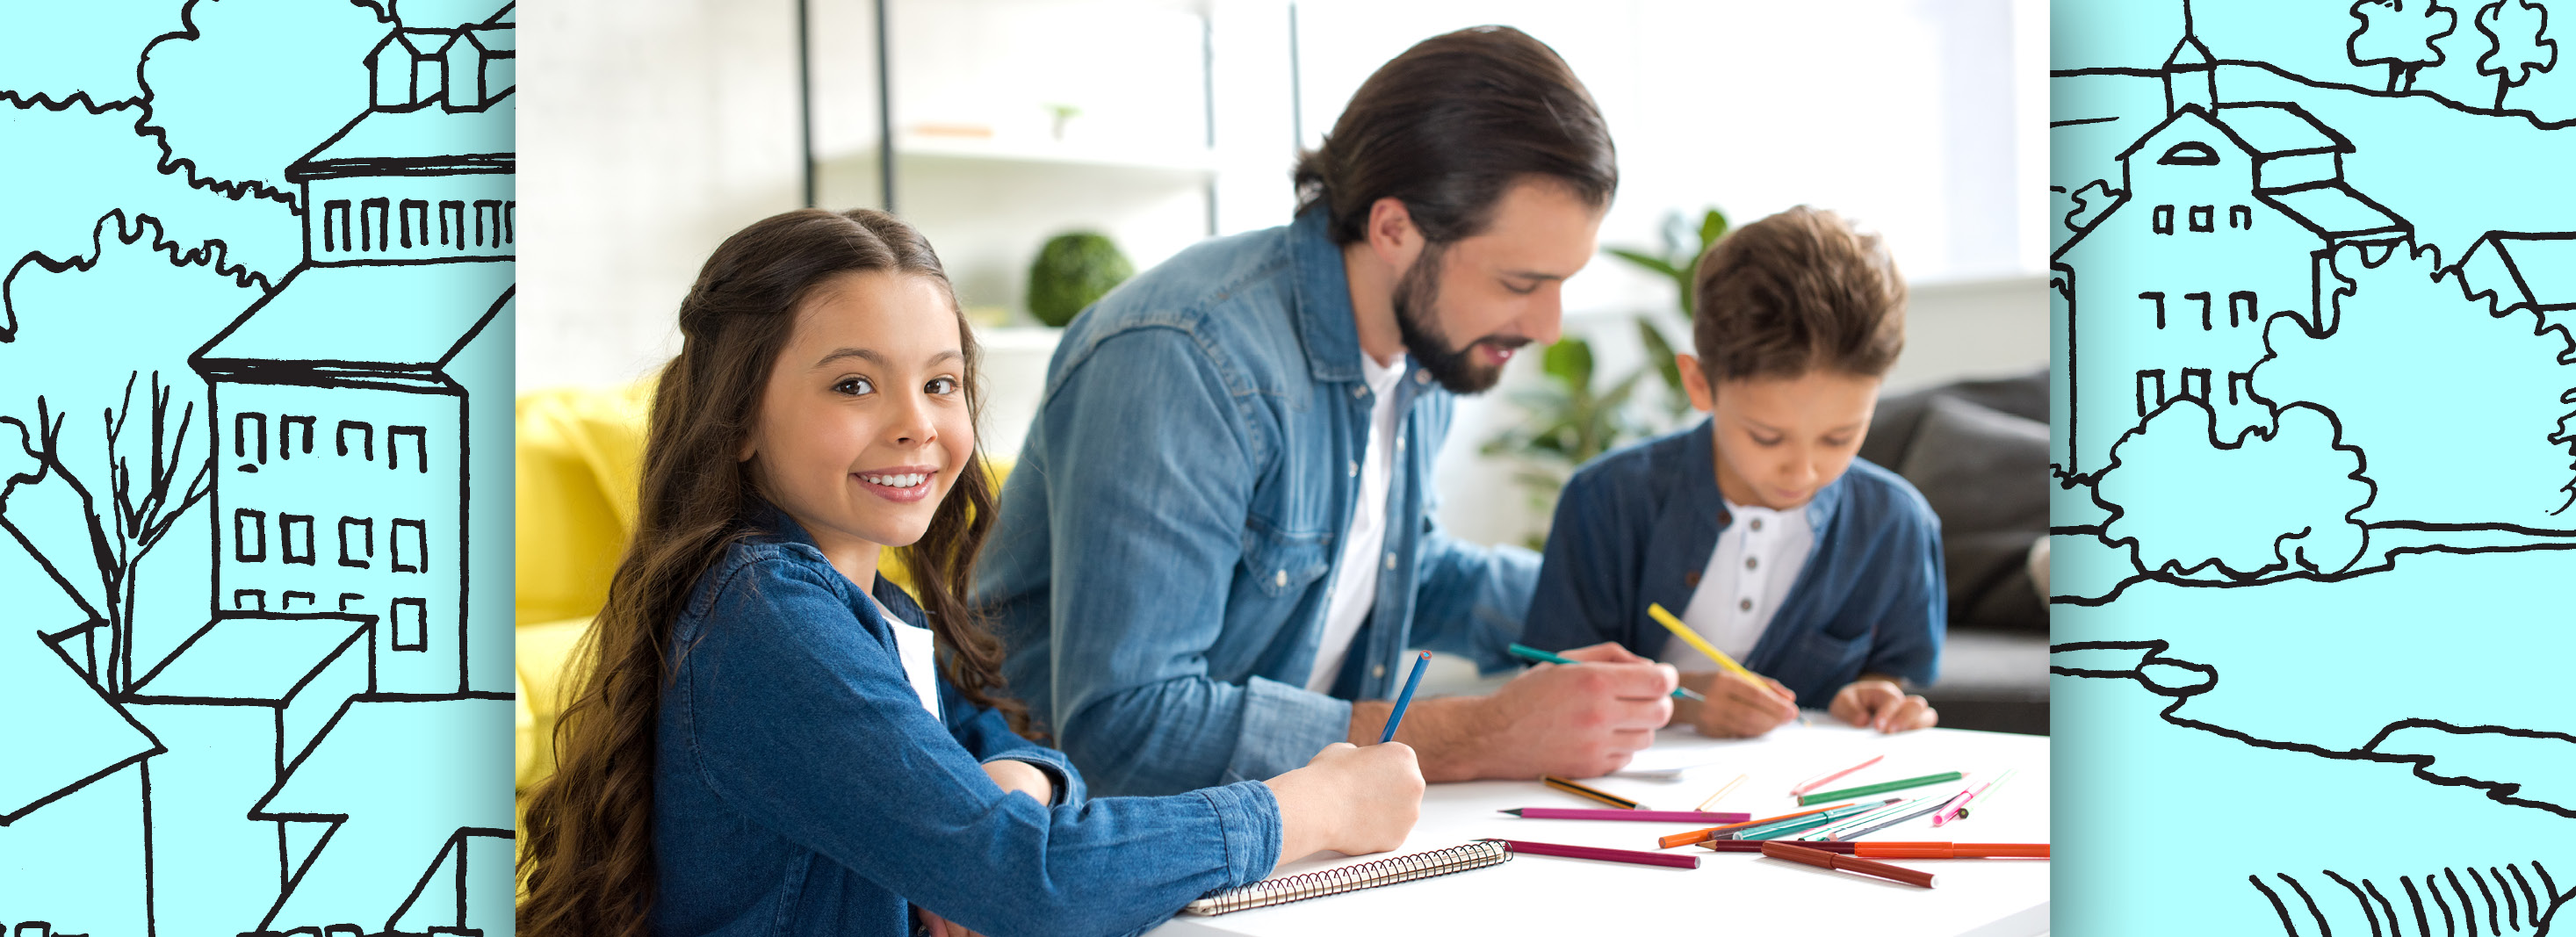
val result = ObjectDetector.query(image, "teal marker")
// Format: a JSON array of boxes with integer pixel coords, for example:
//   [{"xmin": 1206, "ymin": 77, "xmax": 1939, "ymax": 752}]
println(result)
[{"xmin": 1507, "ymin": 643, "xmax": 1708, "ymax": 702}]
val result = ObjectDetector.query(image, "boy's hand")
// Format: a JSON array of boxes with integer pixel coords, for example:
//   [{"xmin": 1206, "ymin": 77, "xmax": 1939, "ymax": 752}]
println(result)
[
  {"xmin": 915, "ymin": 906, "xmax": 986, "ymax": 937},
  {"xmin": 1830, "ymin": 679, "xmax": 1936, "ymax": 733},
  {"xmin": 980, "ymin": 759, "xmax": 1055, "ymax": 805},
  {"xmin": 1678, "ymin": 670, "xmax": 1800, "ymax": 738}
]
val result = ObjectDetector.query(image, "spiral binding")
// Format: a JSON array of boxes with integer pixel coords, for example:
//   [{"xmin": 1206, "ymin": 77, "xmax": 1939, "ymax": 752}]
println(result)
[{"xmin": 1181, "ymin": 839, "xmax": 1515, "ymax": 916}]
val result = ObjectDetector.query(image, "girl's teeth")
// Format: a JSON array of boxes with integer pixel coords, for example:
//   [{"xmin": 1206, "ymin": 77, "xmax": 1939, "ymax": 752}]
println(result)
[{"xmin": 862, "ymin": 472, "xmax": 927, "ymax": 487}]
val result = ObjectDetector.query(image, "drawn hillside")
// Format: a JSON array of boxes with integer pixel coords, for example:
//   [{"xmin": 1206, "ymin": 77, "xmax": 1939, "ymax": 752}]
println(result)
[
  {"xmin": 1, "ymin": 3, "xmax": 516, "ymax": 934},
  {"xmin": 2050, "ymin": 2, "xmax": 2576, "ymax": 933}
]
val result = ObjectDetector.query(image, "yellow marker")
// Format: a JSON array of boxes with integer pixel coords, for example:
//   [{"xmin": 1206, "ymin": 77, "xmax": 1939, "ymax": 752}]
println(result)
[
  {"xmin": 1648, "ymin": 602, "xmax": 1805, "ymax": 723},
  {"xmin": 1694, "ymin": 773, "xmax": 1748, "ymax": 811}
]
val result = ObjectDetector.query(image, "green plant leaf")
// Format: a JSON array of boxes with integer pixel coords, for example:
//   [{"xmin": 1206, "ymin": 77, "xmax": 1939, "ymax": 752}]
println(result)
[
  {"xmin": 1637, "ymin": 319, "xmax": 1684, "ymax": 395},
  {"xmin": 1541, "ymin": 337, "xmax": 1594, "ymax": 389},
  {"xmin": 1605, "ymin": 248, "xmax": 1681, "ymax": 279},
  {"xmin": 1698, "ymin": 207, "xmax": 1730, "ymax": 254}
]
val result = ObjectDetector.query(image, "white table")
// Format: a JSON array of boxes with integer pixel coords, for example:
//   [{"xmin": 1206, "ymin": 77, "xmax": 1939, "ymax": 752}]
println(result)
[{"xmin": 1150, "ymin": 721, "xmax": 2048, "ymax": 937}]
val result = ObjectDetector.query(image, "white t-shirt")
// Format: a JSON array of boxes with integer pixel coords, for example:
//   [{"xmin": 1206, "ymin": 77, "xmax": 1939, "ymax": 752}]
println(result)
[
  {"xmin": 1306, "ymin": 352, "xmax": 1409, "ymax": 693},
  {"xmin": 1664, "ymin": 498, "xmax": 1815, "ymax": 671},
  {"xmin": 889, "ymin": 616, "xmax": 943, "ymax": 718}
]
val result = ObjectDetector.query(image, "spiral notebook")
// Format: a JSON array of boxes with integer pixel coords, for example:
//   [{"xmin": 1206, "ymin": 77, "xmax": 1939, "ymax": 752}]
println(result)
[{"xmin": 1181, "ymin": 839, "xmax": 1514, "ymax": 916}]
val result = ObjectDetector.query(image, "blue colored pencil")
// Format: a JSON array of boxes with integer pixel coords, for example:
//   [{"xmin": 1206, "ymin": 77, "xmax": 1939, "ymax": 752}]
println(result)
[{"xmin": 1381, "ymin": 651, "xmax": 1432, "ymax": 743}]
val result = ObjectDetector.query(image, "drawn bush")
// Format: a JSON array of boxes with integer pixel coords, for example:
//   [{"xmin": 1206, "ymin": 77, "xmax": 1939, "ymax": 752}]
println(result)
[
  {"xmin": 136, "ymin": 0, "xmax": 390, "ymax": 204},
  {"xmin": 2096, "ymin": 400, "xmax": 2374, "ymax": 580}
]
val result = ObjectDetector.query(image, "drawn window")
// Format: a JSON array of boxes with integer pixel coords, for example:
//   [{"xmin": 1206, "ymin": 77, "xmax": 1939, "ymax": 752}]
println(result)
[
  {"xmin": 2184, "ymin": 291, "xmax": 2212, "ymax": 330},
  {"xmin": 392, "ymin": 518, "xmax": 427, "ymax": 573},
  {"xmin": 360, "ymin": 198, "xmax": 390, "ymax": 251},
  {"xmin": 473, "ymin": 199, "xmax": 506, "ymax": 246},
  {"xmin": 504, "ymin": 200, "xmax": 517, "ymax": 243},
  {"xmin": 2180, "ymin": 368, "xmax": 2212, "ymax": 402},
  {"xmin": 234, "ymin": 412, "xmax": 267, "ymax": 471},
  {"xmin": 2228, "ymin": 371, "xmax": 2254, "ymax": 406},
  {"xmin": 2157, "ymin": 141, "xmax": 2219, "ymax": 166},
  {"xmin": 336, "ymin": 421, "xmax": 374, "ymax": 460},
  {"xmin": 2189, "ymin": 205, "xmax": 2214, "ymax": 233},
  {"xmin": 234, "ymin": 508, "xmax": 267, "ymax": 562},
  {"xmin": 279, "ymin": 514, "xmax": 315, "ymax": 566},
  {"xmin": 2139, "ymin": 292, "xmax": 2168, "ymax": 329},
  {"xmin": 438, "ymin": 200, "xmax": 466, "ymax": 246},
  {"xmin": 2229, "ymin": 291, "xmax": 2257, "ymax": 328},
  {"xmin": 387, "ymin": 425, "xmax": 429, "ymax": 472},
  {"xmin": 279, "ymin": 415, "xmax": 315, "ymax": 459},
  {"xmin": 390, "ymin": 598, "xmax": 429, "ymax": 652},
  {"xmin": 323, "ymin": 199, "xmax": 352, "ymax": 252},
  {"xmin": 283, "ymin": 591, "xmax": 316, "ymax": 610},
  {"xmin": 399, "ymin": 198, "xmax": 429, "ymax": 248},
  {"xmin": 2230, "ymin": 205, "xmax": 2253, "ymax": 230},
  {"xmin": 338, "ymin": 516, "xmax": 375, "ymax": 569},
  {"xmin": 2135, "ymin": 370, "xmax": 2168, "ymax": 417},
  {"xmin": 233, "ymin": 589, "xmax": 266, "ymax": 611},
  {"xmin": 338, "ymin": 592, "xmax": 364, "ymax": 611},
  {"xmin": 2152, "ymin": 205, "xmax": 2175, "ymax": 235}
]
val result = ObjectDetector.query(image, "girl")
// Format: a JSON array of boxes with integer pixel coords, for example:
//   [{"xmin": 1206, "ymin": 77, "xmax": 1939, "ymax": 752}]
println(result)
[{"xmin": 518, "ymin": 208, "xmax": 1424, "ymax": 937}]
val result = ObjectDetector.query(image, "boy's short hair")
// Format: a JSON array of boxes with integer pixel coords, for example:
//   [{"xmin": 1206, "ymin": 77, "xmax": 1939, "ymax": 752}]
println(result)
[{"xmin": 1691, "ymin": 205, "xmax": 1906, "ymax": 382}]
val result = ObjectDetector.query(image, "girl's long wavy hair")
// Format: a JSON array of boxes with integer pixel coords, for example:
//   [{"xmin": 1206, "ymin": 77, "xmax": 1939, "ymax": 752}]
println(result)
[{"xmin": 516, "ymin": 208, "xmax": 1034, "ymax": 937}]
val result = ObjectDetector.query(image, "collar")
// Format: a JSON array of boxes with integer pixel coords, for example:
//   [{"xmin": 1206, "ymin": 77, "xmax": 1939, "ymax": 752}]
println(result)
[
  {"xmin": 1675, "ymin": 418, "xmax": 1849, "ymax": 534},
  {"xmin": 743, "ymin": 494, "xmax": 932, "ymax": 625},
  {"xmin": 1287, "ymin": 206, "xmax": 1367, "ymax": 384}
]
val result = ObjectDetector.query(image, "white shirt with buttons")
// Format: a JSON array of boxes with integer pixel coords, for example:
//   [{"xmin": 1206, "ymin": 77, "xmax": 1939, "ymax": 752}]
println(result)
[
  {"xmin": 1306, "ymin": 352, "xmax": 1409, "ymax": 693},
  {"xmin": 1665, "ymin": 498, "xmax": 1815, "ymax": 672}
]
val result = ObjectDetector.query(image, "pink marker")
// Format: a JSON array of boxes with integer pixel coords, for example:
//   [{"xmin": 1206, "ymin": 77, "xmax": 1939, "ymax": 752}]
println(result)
[
  {"xmin": 1930, "ymin": 784, "xmax": 1985, "ymax": 826},
  {"xmin": 1791, "ymin": 754, "xmax": 1884, "ymax": 796}
]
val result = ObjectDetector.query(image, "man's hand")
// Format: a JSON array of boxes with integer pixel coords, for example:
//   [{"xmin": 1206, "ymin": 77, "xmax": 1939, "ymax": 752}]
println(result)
[
  {"xmin": 981, "ymin": 759, "xmax": 1055, "ymax": 805},
  {"xmin": 1351, "ymin": 643, "xmax": 1675, "ymax": 781},
  {"xmin": 1672, "ymin": 669, "xmax": 1800, "ymax": 738},
  {"xmin": 1829, "ymin": 678, "xmax": 1936, "ymax": 733}
]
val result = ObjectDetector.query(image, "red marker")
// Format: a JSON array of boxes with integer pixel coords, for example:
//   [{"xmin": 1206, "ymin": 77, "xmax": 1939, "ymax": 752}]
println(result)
[
  {"xmin": 1705, "ymin": 840, "xmax": 2048, "ymax": 859},
  {"xmin": 1499, "ymin": 839, "xmax": 1699, "ymax": 869},
  {"xmin": 1760, "ymin": 840, "xmax": 1936, "ymax": 888},
  {"xmin": 1503, "ymin": 808, "xmax": 1752, "ymax": 824}
]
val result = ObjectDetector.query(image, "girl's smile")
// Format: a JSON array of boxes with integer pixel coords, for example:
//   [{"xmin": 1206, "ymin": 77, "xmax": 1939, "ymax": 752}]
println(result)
[{"xmin": 855, "ymin": 465, "xmax": 941, "ymax": 502}]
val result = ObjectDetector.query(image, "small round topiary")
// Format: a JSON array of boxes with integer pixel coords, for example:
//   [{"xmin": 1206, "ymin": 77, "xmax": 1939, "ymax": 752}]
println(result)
[{"xmin": 1026, "ymin": 231, "xmax": 1134, "ymax": 328}]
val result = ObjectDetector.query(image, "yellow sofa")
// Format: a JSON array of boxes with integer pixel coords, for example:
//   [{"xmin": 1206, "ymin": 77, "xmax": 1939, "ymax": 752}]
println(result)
[{"xmin": 514, "ymin": 381, "xmax": 980, "ymax": 794}]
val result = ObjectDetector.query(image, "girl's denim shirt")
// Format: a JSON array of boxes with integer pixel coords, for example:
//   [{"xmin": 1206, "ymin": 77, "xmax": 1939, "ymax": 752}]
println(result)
[{"xmin": 653, "ymin": 505, "xmax": 1282, "ymax": 937}]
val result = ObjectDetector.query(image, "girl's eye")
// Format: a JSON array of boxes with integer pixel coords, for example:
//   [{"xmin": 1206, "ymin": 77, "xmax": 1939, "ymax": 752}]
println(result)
[
  {"xmin": 926, "ymin": 377, "xmax": 959, "ymax": 395},
  {"xmin": 833, "ymin": 377, "xmax": 874, "ymax": 396}
]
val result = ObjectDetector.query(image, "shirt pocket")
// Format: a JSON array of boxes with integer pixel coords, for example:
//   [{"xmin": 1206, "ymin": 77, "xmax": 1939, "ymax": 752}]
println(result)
[
  {"xmin": 1239, "ymin": 517, "xmax": 1332, "ymax": 598},
  {"xmin": 1775, "ymin": 624, "xmax": 1872, "ymax": 704}
]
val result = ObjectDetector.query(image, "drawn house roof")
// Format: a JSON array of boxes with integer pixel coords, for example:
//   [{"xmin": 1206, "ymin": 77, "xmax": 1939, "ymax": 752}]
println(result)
[
  {"xmin": 2164, "ymin": 32, "xmax": 2214, "ymax": 68},
  {"xmin": 190, "ymin": 260, "xmax": 513, "ymax": 389},
  {"xmin": 1, "ymin": 632, "xmax": 161, "ymax": 825},
  {"xmin": 285, "ymin": 90, "xmax": 513, "ymax": 182},
  {"xmin": 2458, "ymin": 233, "xmax": 2576, "ymax": 314},
  {"xmin": 2057, "ymin": 104, "xmax": 2409, "ymax": 260}
]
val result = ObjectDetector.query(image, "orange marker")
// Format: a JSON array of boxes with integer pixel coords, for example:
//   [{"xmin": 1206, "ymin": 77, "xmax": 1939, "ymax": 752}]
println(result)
[{"xmin": 1656, "ymin": 802, "xmax": 1854, "ymax": 849}]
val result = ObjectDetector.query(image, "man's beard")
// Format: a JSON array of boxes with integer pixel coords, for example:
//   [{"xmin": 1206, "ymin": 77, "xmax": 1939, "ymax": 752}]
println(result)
[{"xmin": 1392, "ymin": 241, "xmax": 1527, "ymax": 394}]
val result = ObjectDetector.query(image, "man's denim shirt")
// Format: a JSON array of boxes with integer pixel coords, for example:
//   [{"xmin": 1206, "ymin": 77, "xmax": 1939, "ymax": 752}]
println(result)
[
  {"xmin": 654, "ymin": 505, "xmax": 1281, "ymax": 937},
  {"xmin": 1522, "ymin": 420, "xmax": 1945, "ymax": 708},
  {"xmin": 977, "ymin": 207, "xmax": 1538, "ymax": 797}
]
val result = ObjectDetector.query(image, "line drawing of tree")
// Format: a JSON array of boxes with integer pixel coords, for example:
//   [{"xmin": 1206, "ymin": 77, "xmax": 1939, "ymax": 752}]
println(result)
[
  {"xmin": 2092, "ymin": 399, "xmax": 2376, "ymax": 581},
  {"xmin": 2476, "ymin": 0, "xmax": 2559, "ymax": 108},
  {"xmin": 2350, "ymin": 0, "xmax": 2460, "ymax": 91},
  {"xmin": 0, "ymin": 371, "xmax": 212, "ymax": 693}
]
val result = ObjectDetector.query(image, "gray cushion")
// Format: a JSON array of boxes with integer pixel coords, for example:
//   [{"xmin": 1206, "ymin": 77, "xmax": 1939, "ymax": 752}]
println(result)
[{"xmin": 1897, "ymin": 395, "xmax": 2049, "ymax": 633}]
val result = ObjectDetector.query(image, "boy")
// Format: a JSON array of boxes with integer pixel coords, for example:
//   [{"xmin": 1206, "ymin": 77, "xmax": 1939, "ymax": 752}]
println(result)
[{"xmin": 1523, "ymin": 205, "xmax": 1943, "ymax": 739}]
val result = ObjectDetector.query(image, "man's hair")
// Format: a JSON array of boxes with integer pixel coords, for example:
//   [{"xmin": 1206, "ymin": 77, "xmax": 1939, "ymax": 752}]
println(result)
[
  {"xmin": 1293, "ymin": 25, "xmax": 1616, "ymax": 246},
  {"xmin": 1692, "ymin": 205, "xmax": 1907, "ymax": 382}
]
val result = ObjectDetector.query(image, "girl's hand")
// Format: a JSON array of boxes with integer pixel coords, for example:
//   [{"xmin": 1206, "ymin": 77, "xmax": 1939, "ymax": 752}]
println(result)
[
  {"xmin": 981, "ymin": 759, "xmax": 1054, "ymax": 805},
  {"xmin": 1265, "ymin": 742, "xmax": 1425, "ymax": 862},
  {"xmin": 1829, "ymin": 679, "xmax": 1937, "ymax": 733}
]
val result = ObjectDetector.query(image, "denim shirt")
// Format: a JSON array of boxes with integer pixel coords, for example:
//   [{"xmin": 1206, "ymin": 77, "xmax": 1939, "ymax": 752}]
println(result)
[
  {"xmin": 1522, "ymin": 420, "xmax": 1945, "ymax": 708},
  {"xmin": 654, "ymin": 506, "xmax": 1283, "ymax": 937},
  {"xmin": 977, "ymin": 207, "xmax": 1538, "ymax": 797}
]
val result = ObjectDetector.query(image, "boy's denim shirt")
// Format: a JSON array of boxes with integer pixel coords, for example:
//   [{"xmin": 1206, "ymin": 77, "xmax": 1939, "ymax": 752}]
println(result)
[
  {"xmin": 654, "ymin": 503, "xmax": 1282, "ymax": 937},
  {"xmin": 1522, "ymin": 420, "xmax": 1945, "ymax": 708},
  {"xmin": 976, "ymin": 207, "xmax": 1538, "ymax": 797}
]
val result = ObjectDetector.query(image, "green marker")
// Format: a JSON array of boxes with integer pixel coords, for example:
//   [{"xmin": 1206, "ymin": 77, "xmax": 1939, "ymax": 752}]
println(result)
[
  {"xmin": 1507, "ymin": 643, "xmax": 1707, "ymax": 702},
  {"xmin": 1798, "ymin": 771, "xmax": 1966, "ymax": 806},
  {"xmin": 1722, "ymin": 798, "xmax": 1895, "ymax": 840}
]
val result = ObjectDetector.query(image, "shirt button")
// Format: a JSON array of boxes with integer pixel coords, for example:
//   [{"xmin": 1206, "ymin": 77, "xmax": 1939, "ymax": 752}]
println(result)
[
  {"xmin": 1374, "ymin": 664, "xmax": 1388, "ymax": 679},
  {"xmin": 1384, "ymin": 551, "xmax": 1397, "ymax": 570},
  {"xmin": 1684, "ymin": 570, "xmax": 1702, "ymax": 587},
  {"xmin": 1349, "ymin": 459, "xmax": 1360, "ymax": 477},
  {"xmin": 1738, "ymin": 597, "xmax": 1753, "ymax": 612},
  {"xmin": 1746, "ymin": 557, "xmax": 1759, "ymax": 571},
  {"xmin": 1275, "ymin": 569, "xmax": 1288, "ymax": 587},
  {"xmin": 1396, "ymin": 436, "xmax": 1405, "ymax": 450},
  {"xmin": 1352, "ymin": 386, "xmax": 1367, "ymax": 399},
  {"xmin": 1750, "ymin": 518, "xmax": 1764, "ymax": 532},
  {"xmin": 1414, "ymin": 370, "xmax": 1431, "ymax": 385}
]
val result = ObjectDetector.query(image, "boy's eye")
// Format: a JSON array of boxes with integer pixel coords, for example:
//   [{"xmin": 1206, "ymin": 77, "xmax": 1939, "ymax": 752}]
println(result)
[
  {"xmin": 833, "ymin": 377, "xmax": 874, "ymax": 396},
  {"xmin": 1823, "ymin": 436, "xmax": 1853, "ymax": 448},
  {"xmin": 926, "ymin": 377, "xmax": 959, "ymax": 395},
  {"xmin": 1750, "ymin": 433, "xmax": 1783, "ymax": 446}
]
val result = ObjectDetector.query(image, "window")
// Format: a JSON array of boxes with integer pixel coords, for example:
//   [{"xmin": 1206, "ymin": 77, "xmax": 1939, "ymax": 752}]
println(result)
[
  {"xmin": 399, "ymin": 198, "xmax": 429, "ymax": 248},
  {"xmin": 390, "ymin": 597, "xmax": 429, "ymax": 652},
  {"xmin": 392, "ymin": 518, "xmax": 427, "ymax": 573},
  {"xmin": 283, "ymin": 591, "xmax": 316, "ymax": 610},
  {"xmin": 336, "ymin": 421, "xmax": 373, "ymax": 460},
  {"xmin": 234, "ymin": 508, "xmax": 267, "ymax": 562},
  {"xmin": 280, "ymin": 514, "xmax": 315, "ymax": 566},
  {"xmin": 2189, "ymin": 205, "xmax": 2214, "ymax": 233},
  {"xmin": 439, "ymin": 200, "xmax": 466, "ymax": 246},
  {"xmin": 233, "ymin": 589, "xmax": 266, "ymax": 611},
  {"xmin": 338, "ymin": 516, "xmax": 375, "ymax": 569},
  {"xmin": 360, "ymin": 197, "xmax": 391, "ymax": 251},
  {"xmin": 2229, "ymin": 291, "xmax": 2257, "ymax": 328},
  {"xmin": 2180, "ymin": 368, "xmax": 2212, "ymax": 401},
  {"xmin": 2152, "ymin": 205, "xmax": 2176, "ymax": 235},
  {"xmin": 2157, "ymin": 141, "xmax": 2219, "ymax": 165},
  {"xmin": 2230, "ymin": 205, "xmax": 2253, "ymax": 229},
  {"xmin": 2135, "ymin": 370, "xmax": 2168, "ymax": 417},
  {"xmin": 322, "ymin": 199, "xmax": 352, "ymax": 252},
  {"xmin": 234, "ymin": 412, "xmax": 267, "ymax": 472},
  {"xmin": 387, "ymin": 425, "xmax": 429, "ymax": 472},
  {"xmin": 280, "ymin": 415, "xmax": 315, "ymax": 459},
  {"xmin": 338, "ymin": 592, "xmax": 365, "ymax": 611},
  {"xmin": 2184, "ymin": 292, "xmax": 2212, "ymax": 330},
  {"xmin": 2139, "ymin": 292, "xmax": 2168, "ymax": 329},
  {"xmin": 2228, "ymin": 371, "xmax": 2254, "ymax": 406}
]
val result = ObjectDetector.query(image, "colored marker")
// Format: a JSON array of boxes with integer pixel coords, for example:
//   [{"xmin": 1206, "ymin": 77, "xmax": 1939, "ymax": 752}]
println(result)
[
  {"xmin": 1792, "ymin": 754, "xmax": 1885, "ymax": 796},
  {"xmin": 1703, "ymin": 840, "xmax": 2047, "ymax": 859},
  {"xmin": 1799, "ymin": 771, "xmax": 1966, "ymax": 806},
  {"xmin": 1507, "ymin": 644, "xmax": 1707, "ymax": 701},
  {"xmin": 1723, "ymin": 799, "xmax": 1895, "ymax": 840},
  {"xmin": 1761, "ymin": 840, "xmax": 1936, "ymax": 889},
  {"xmin": 1501, "ymin": 808, "xmax": 1750, "ymax": 824},
  {"xmin": 1647, "ymin": 603, "xmax": 1802, "ymax": 723},
  {"xmin": 1828, "ymin": 791, "xmax": 1959, "ymax": 840},
  {"xmin": 1542, "ymin": 775, "xmax": 1641, "ymax": 810},
  {"xmin": 1379, "ymin": 651, "xmax": 1431, "ymax": 744},
  {"xmin": 1500, "ymin": 839, "xmax": 1700, "ymax": 869},
  {"xmin": 1695, "ymin": 773, "xmax": 1749, "ymax": 811},
  {"xmin": 1927, "ymin": 788, "xmax": 1981, "ymax": 827},
  {"xmin": 1952, "ymin": 767, "xmax": 2019, "ymax": 823},
  {"xmin": 1801, "ymin": 793, "xmax": 1938, "ymax": 841},
  {"xmin": 1659, "ymin": 804, "xmax": 1847, "ymax": 849}
]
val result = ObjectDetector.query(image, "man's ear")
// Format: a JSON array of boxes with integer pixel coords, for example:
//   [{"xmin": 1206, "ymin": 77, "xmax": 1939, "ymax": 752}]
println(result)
[
  {"xmin": 1678, "ymin": 353, "xmax": 1717, "ymax": 413},
  {"xmin": 1364, "ymin": 197, "xmax": 1422, "ymax": 270}
]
